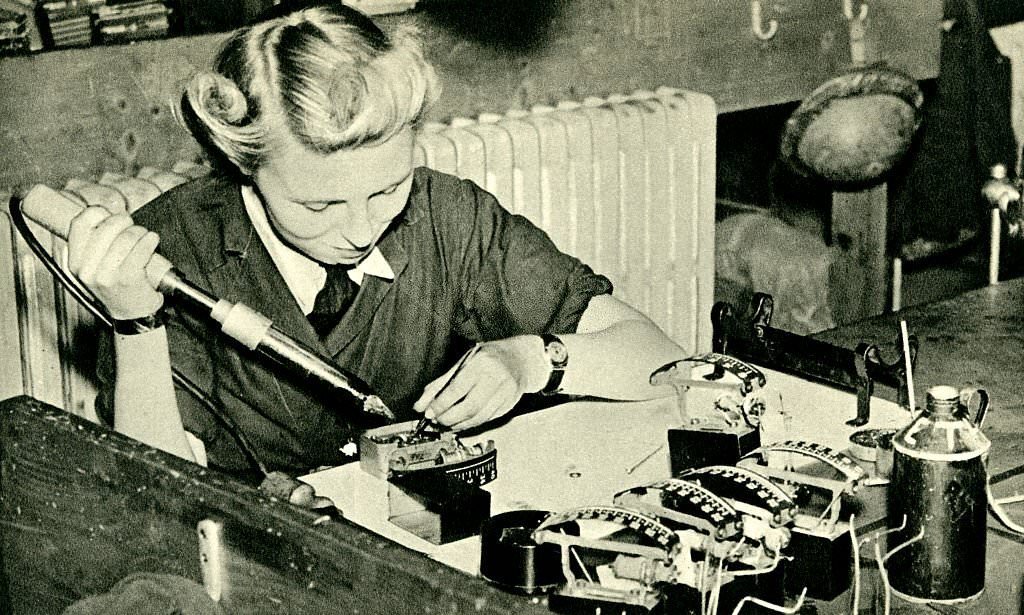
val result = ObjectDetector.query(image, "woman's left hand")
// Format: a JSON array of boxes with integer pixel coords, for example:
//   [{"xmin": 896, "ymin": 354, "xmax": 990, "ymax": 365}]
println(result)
[{"xmin": 412, "ymin": 336, "xmax": 548, "ymax": 431}]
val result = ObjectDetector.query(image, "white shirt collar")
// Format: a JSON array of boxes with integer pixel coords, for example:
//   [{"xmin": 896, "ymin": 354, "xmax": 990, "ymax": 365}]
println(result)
[{"xmin": 240, "ymin": 185, "xmax": 395, "ymax": 315}]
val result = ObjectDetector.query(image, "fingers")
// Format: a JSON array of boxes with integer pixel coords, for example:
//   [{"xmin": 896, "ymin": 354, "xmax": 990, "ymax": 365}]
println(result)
[
  {"xmin": 441, "ymin": 381, "xmax": 518, "ymax": 431},
  {"xmin": 74, "ymin": 214, "xmax": 134, "ymax": 285},
  {"xmin": 65, "ymin": 206, "xmax": 163, "ymax": 319},
  {"xmin": 423, "ymin": 366, "xmax": 476, "ymax": 420},
  {"xmin": 412, "ymin": 361, "xmax": 458, "ymax": 416},
  {"xmin": 67, "ymin": 206, "xmax": 113, "ymax": 273},
  {"xmin": 96, "ymin": 230, "xmax": 160, "ymax": 288},
  {"xmin": 417, "ymin": 352, "xmax": 522, "ymax": 431},
  {"xmin": 92, "ymin": 226, "xmax": 148, "ymax": 285},
  {"xmin": 412, "ymin": 345, "xmax": 481, "ymax": 416},
  {"xmin": 66, "ymin": 207, "xmax": 160, "ymax": 287}
]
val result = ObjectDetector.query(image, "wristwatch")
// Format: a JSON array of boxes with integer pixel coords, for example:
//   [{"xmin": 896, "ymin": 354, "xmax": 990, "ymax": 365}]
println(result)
[
  {"xmin": 540, "ymin": 333, "xmax": 569, "ymax": 395},
  {"xmin": 112, "ymin": 309, "xmax": 168, "ymax": 335}
]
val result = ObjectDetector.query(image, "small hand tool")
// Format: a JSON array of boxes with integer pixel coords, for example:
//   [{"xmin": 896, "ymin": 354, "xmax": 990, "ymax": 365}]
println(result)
[{"xmin": 411, "ymin": 344, "xmax": 482, "ymax": 437}]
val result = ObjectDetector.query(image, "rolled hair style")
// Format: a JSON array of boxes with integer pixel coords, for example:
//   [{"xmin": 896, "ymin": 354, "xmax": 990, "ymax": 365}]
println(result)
[{"xmin": 181, "ymin": 3, "xmax": 440, "ymax": 174}]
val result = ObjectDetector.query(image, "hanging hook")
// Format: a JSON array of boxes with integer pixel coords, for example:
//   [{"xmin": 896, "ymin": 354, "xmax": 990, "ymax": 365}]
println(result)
[
  {"xmin": 843, "ymin": 0, "xmax": 869, "ymax": 22},
  {"xmin": 843, "ymin": 0, "xmax": 869, "ymax": 65},
  {"xmin": 751, "ymin": 0, "xmax": 779, "ymax": 41}
]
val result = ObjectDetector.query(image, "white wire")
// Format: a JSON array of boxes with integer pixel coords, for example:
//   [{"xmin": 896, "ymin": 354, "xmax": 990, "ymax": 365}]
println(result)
[
  {"xmin": 900, "ymin": 319, "xmax": 916, "ymax": 413},
  {"xmin": 988, "ymin": 475, "xmax": 1024, "ymax": 535},
  {"xmin": 568, "ymin": 546, "xmax": 593, "ymax": 583},
  {"xmin": 874, "ymin": 540, "xmax": 891, "ymax": 615},
  {"xmin": 814, "ymin": 488, "xmax": 847, "ymax": 529},
  {"xmin": 876, "ymin": 526, "xmax": 925, "ymax": 615},
  {"xmin": 708, "ymin": 555, "xmax": 727, "ymax": 615},
  {"xmin": 699, "ymin": 556, "xmax": 708, "ymax": 615},
  {"xmin": 730, "ymin": 587, "xmax": 807, "ymax": 615},
  {"xmin": 856, "ymin": 513, "xmax": 913, "ymax": 613},
  {"xmin": 728, "ymin": 551, "xmax": 785, "ymax": 577},
  {"xmin": 711, "ymin": 537, "xmax": 750, "ymax": 613},
  {"xmin": 993, "ymin": 492, "xmax": 1024, "ymax": 506},
  {"xmin": 560, "ymin": 529, "xmax": 594, "ymax": 584},
  {"xmin": 849, "ymin": 514, "xmax": 861, "ymax": 615},
  {"xmin": 859, "ymin": 515, "xmax": 908, "ymax": 550}
]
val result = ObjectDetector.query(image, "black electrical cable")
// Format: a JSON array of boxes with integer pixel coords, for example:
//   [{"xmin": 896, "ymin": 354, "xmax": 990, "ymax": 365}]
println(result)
[{"xmin": 8, "ymin": 196, "xmax": 269, "ymax": 477}]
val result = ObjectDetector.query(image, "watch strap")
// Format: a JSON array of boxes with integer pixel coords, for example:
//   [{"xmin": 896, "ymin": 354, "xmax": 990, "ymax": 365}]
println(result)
[
  {"xmin": 112, "ymin": 310, "xmax": 168, "ymax": 335},
  {"xmin": 540, "ymin": 333, "xmax": 568, "ymax": 395}
]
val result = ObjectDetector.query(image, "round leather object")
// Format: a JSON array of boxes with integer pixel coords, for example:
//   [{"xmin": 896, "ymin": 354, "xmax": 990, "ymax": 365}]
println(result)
[{"xmin": 780, "ymin": 64, "xmax": 924, "ymax": 185}]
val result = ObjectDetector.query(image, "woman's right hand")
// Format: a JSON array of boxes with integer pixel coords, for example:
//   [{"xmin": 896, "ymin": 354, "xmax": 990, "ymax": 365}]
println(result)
[{"xmin": 66, "ymin": 207, "xmax": 163, "ymax": 320}]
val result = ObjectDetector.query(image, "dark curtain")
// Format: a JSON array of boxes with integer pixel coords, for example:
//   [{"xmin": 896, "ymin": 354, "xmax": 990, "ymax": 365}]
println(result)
[{"xmin": 888, "ymin": 0, "xmax": 1017, "ymax": 260}]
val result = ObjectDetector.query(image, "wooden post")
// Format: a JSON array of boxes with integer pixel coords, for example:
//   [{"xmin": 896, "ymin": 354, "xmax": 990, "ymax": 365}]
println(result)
[{"xmin": 831, "ymin": 184, "xmax": 890, "ymax": 323}]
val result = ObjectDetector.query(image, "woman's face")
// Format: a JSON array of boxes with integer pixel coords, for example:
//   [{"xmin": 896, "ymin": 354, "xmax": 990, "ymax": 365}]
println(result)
[{"xmin": 253, "ymin": 127, "xmax": 415, "ymax": 266}]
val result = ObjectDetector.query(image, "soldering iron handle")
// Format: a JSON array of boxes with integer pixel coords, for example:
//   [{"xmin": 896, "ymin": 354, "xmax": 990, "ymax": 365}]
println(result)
[{"xmin": 18, "ymin": 184, "xmax": 176, "ymax": 291}]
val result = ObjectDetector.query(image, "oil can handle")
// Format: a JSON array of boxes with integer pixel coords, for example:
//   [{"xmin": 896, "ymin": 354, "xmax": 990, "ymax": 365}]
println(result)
[{"xmin": 960, "ymin": 388, "xmax": 989, "ymax": 430}]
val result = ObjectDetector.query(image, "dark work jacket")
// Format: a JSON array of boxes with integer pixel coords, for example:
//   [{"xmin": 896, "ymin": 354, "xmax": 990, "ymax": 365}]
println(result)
[{"xmin": 97, "ymin": 167, "xmax": 612, "ymax": 476}]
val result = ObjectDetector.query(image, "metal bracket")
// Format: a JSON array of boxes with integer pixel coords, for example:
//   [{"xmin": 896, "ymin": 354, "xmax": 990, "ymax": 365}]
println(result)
[
  {"xmin": 709, "ymin": 293, "xmax": 917, "ymax": 426},
  {"xmin": 197, "ymin": 519, "xmax": 227, "ymax": 602},
  {"xmin": 842, "ymin": 0, "xmax": 869, "ymax": 21}
]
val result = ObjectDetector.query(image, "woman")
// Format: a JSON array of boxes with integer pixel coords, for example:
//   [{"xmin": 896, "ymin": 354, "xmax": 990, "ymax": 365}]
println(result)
[{"xmin": 66, "ymin": 2, "xmax": 685, "ymax": 477}]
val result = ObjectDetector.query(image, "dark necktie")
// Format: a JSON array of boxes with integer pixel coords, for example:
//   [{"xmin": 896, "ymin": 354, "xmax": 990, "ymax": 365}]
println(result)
[{"xmin": 307, "ymin": 265, "xmax": 357, "ymax": 338}]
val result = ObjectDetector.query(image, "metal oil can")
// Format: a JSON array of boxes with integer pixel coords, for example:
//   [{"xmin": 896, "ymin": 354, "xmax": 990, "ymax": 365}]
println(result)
[{"xmin": 887, "ymin": 385, "xmax": 990, "ymax": 603}]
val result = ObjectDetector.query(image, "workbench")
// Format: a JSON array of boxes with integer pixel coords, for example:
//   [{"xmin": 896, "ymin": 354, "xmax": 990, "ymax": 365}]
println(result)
[
  {"xmin": 815, "ymin": 276, "xmax": 1024, "ymax": 614},
  {"xmin": 2, "ymin": 277, "xmax": 1023, "ymax": 614}
]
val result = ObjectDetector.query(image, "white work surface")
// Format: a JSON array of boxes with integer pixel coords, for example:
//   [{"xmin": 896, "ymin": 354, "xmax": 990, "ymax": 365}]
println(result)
[{"xmin": 301, "ymin": 365, "xmax": 913, "ymax": 577}]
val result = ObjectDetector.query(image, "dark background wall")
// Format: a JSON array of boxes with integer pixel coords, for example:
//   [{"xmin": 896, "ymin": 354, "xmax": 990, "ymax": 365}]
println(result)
[{"xmin": 0, "ymin": 0, "xmax": 940, "ymax": 191}]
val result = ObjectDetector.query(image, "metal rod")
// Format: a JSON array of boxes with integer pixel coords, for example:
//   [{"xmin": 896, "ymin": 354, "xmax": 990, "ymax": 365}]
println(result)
[{"xmin": 166, "ymin": 273, "xmax": 394, "ymax": 420}]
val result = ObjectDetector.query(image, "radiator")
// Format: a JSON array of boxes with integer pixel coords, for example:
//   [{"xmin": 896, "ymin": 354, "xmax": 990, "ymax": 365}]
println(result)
[
  {"xmin": 0, "ymin": 86, "xmax": 717, "ymax": 419},
  {"xmin": 0, "ymin": 215, "xmax": 79, "ymax": 414},
  {"xmin": 414, "ymin": 87, "xmax": 717, "ymax": 352}
]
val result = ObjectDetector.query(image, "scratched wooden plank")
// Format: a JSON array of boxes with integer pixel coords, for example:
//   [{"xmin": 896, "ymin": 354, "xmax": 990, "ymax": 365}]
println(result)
[{"xmin": 0, "ymin": 396, "xmax": 548, "ymax": 615}]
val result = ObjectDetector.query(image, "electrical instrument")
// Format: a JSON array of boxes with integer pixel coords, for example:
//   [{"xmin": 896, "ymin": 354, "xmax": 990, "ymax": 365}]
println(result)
[
  {"xmin": 738, "ymin": 440, "xmax": 869, "ymax": 600},
  {"xmin": 651, "ymin": 352, "xmax": 767, "ymax": 473},
  {"xmin": 531, "ymin": 505, "xmax": 680, "ymax": 614},
  {"xmin": 358, "ymin": 420, "xmax": 497, "ymax": 485},
  {"xmin": 519, "ymin": 471, "xmax": 796, "ymax": 615},
  {"xmin": 359, "ymin": 420, "xmax": 496, "ymax": 544},
  {"xmin": 613, "ymin": 476, "xmax": 790, "ymax": 614}
]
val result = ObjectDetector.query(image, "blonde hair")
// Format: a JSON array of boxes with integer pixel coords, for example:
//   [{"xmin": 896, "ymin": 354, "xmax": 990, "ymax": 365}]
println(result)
[{"xmin": 182, "ymin": 4, "xmax": 439, "ymax": 174}]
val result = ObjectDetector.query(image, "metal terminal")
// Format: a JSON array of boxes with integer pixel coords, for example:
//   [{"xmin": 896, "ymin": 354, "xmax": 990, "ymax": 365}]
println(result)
[
  {"xmin": 651, "ymin": 352, "xmax": 768, "ymax": 432},
  {"xmin": 751, "ymin": 0, "xmax": 779, "ymax": 40},
  {"xmin": 983, "ymin": 164, "xmax": 1023, "ymax": 237}
]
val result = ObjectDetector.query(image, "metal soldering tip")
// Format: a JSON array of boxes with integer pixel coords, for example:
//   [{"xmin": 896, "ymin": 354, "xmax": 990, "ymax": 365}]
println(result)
[{"xmin": 363, "ymin": 395, "xmax": 395, "ymax": 420}]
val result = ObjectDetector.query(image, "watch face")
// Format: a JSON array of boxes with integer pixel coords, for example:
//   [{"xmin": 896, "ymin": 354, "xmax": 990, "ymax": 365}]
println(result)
[{"xmin": 546, "ymin": 340, "xmax": 569, "ymax": 365}]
